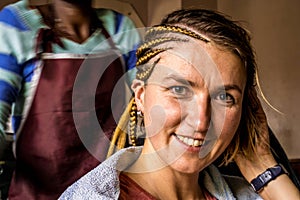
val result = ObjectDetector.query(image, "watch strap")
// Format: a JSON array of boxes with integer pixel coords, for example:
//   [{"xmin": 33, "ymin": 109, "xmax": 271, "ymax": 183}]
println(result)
[{"xmin": 250, "ymin": 164, "xmax": 287, "ymax": 192}]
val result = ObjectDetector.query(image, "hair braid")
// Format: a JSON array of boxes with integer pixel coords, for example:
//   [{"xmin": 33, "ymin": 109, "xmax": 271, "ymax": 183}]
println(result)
[
  {"xmin": 135, "ymin": 25, "xmax": 210, "ymax": 81},
  {"xmin": 136, "ymin": 37, "xmax": 187, "ymax": 58},
  {"xmin": 136, "ymin": 48, "xmax": 167, "ymax": 67},
  {"xmin": 129, "ymin": 99, "xmax": 138, "ymax": 146},
  {"xmin": 146, "ymin": 25, "xmax": 210, "ymax": 43},
  {"xmin": 106, "ymin": 98, "xmax": 135, "ymax": 158}
]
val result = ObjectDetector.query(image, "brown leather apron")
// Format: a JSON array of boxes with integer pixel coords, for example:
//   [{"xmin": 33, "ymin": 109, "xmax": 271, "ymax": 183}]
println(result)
[{"xmin": 9, "ymin": 27, "xmax": 126, "ymax": 199}]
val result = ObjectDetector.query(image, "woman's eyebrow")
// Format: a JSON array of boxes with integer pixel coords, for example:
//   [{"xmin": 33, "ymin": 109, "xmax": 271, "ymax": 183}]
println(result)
[
  {"xmin": 162, "ymin": 74, "xmax": 194, "ymax": 86},
  {"xmin": 220, "ymin": 84, "xmax": 243, "ymax": 94}
]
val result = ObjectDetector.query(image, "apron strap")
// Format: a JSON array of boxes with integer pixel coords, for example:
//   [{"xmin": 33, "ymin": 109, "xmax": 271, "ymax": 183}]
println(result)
[
  {"xmin": 99, "ymin": 24, "xmax": 118, "ymax": 50},
  {"xmin": 35, "ymin": 28, "xmax": 65, "ymax": 55}
]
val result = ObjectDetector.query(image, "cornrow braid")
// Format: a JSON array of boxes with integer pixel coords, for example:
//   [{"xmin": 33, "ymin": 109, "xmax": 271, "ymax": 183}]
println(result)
[
  {"xmin": 136, "ymin": 48, "xmax": 167, "ymax": 68},
  {"xmin": 146, "ymin": 25, "xmax": 210, "ymax": 43},
  {"xmin": 135, "ymin": 25, "xmax": 211, "ymax": 81},
  {"xmin": 136, "ymin": 37, "xmax": 187, "ymax": 58},
  {"xmin": 136, "ymin": 58, "xmax": 161, "ymax": 81},
  {"xmin": 129, "ymin": 99, "xmax": 138, "ymax": 146}
]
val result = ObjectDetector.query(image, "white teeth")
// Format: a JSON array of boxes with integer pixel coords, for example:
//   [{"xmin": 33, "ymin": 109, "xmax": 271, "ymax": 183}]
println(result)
[
  {"xmin": 188, "ymin": 138, "xmax": 194, "ymax": 146},
  {"xmin": 183, "ymin": 137, "xmax": 188, "ymax": 144},
  {"xmin": 193, "ymin": 140, "xmax": 200, "ymax": 147},
  {"xmin": 176, "ymin": 135, "xmax": 203, "ymax": 147}
]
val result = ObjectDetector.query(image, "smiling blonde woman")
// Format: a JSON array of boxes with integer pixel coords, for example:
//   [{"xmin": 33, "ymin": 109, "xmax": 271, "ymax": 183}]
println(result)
[{"xmin": 59, "ymin": 9, "xmax": 300, "ymax": 200}]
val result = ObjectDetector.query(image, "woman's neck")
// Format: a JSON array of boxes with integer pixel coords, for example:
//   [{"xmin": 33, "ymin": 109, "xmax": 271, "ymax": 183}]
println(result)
[
  {"xmin": 52, "ymin": 0, "xmax": 94, "ymax": 43},
  {"xmin": 124, "ymin": 152, "xmax": 204, "ymax": 199}
]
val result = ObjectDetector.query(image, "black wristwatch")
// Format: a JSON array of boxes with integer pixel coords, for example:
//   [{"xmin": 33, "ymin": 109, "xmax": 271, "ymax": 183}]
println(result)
[{"xmin": 250, "ymin": 164, "xmax": 287, "ymax": 192}]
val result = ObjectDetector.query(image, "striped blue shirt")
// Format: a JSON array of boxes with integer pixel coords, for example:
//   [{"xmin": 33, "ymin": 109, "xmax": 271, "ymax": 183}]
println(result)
[{"xmin": 0, "ymin": 0, "xmax": 141, "ymax": 141}]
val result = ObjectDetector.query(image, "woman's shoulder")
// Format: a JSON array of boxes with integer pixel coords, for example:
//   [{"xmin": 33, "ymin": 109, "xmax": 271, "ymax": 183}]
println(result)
[
  {"xmin": 0, "ymin": 1, "xmax": 45, "ymax": 63},
  {"xmin": 58, "ymin": 147, "xmax": 142, "ymax": 199},
  {"xmin": 0, "ymin": 0, "xmax": 44, "ymax": 31}
]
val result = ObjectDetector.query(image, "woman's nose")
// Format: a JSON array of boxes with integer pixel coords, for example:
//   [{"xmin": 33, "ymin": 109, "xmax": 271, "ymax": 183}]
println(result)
[{"xmin": 186, "ymin": 93, "xmax": 211, "ymax": 133}]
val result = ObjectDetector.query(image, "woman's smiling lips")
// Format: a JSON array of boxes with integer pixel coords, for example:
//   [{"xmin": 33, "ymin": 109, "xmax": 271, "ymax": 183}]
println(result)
[
  {"xmin": 173, "ymin": 132, "xmax": 218, "ymax": 153},
  {"xmin": 173, "ymin": 133, "xmax": 210, "ymax": 153},
  {"xmin": 176, "ymin": 134, "xmax": 204, "ymax": 147}
]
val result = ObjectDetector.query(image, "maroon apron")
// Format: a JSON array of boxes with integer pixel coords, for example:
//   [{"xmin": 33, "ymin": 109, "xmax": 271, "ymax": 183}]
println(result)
[{"xmin": 9, "ymin": 28, "xmax": 126, "ymax": 199}]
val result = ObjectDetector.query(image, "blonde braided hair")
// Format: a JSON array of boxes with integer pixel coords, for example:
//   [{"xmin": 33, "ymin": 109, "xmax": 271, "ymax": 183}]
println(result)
[
  {"xmin": 107, "ymin": 98, "xmax": 135, "ymax": 158},
  {"xmin": 146, "ymin": 25, "xmax": 210, "ymax": 43},
  {"xmin": 107, "ymin": 24, "xmax": 211, "ymax": 158}
]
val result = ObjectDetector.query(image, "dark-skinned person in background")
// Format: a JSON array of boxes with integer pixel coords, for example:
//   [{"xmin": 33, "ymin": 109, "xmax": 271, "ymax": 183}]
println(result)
[{"xmin": 0, "ymin": 0, "xmax": 141, "ymax": 199}]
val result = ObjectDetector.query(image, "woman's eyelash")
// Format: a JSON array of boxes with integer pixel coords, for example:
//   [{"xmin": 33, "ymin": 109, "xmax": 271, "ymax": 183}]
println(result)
[
  {"xmin": 215, "ymin": 92, "xmax": 235, "ymax": 104},
  {"xmin": 168, "ymin": 85, "xmax": 192, "ymax": 97},
  {"xmin": 170, "ymin": 86, "xmax": 186, "ymax": 93}
]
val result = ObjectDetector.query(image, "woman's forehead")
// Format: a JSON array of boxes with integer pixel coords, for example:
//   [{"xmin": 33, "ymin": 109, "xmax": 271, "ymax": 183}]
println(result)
[{"xmin": 148, "ymin": 47, "xmax": 246, "ymax": 90}]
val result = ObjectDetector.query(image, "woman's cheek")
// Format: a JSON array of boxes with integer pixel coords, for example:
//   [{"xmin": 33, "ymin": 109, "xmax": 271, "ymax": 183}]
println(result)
[
  {"xmin": 145, "ymin": 101, "xmax": 182, "ymax": 138},
  {"xmin": 219, "ymin": 109, "xmax": 242, "ymax": 141}
]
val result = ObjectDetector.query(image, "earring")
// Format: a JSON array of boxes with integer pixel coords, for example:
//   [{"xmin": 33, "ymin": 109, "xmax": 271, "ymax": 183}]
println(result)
[
  {"xmin": 137, "ymin": 110, "xmax": 143, "ymax": 117},
  {"xmin": 136, "ymin": 110, "xmax": 146, "ymax": 140}
]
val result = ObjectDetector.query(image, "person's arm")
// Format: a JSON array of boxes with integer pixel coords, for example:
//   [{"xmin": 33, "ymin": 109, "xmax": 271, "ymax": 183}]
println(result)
[
  {"xmin": 0, "ymin": 4, "xmax": 29, "ymax": 151},
  {"xmin": 235, "ymin": 90, "xmax": 300, "ymax": 200},
  {"xmin": 236, "ymin": 152, "xmax": 299, "ymax": 199}
]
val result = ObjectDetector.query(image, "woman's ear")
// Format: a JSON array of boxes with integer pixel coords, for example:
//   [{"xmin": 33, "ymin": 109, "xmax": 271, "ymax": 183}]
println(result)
[{"xmin": 131, "ymin": 79, "xmax": 145, "ymax": 112}]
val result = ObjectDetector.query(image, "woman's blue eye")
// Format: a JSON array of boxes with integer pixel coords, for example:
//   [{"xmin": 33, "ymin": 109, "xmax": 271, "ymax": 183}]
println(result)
[
  {"xmin": 169, "ymin": 86, "xmax": 191, "ymax": 97},
  {"xmin": 216, "ymin": 93, "xmax": 235, "ymax": 104},
  {"xmin": 172, "ymin": 86, "xmax": 185, "ymax": 94},
  {"xmin": 219, "ymin": 93, "xmax": 227, "ymax": 100}
]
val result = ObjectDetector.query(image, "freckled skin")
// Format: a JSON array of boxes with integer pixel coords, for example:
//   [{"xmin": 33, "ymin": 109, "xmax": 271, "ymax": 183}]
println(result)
[{"xmin": 134, "ymin": 42, "xmax": 246, "ymax": 174}]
